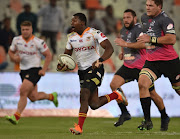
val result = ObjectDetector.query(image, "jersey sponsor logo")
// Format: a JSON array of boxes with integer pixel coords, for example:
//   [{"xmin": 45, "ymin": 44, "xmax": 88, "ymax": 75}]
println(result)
[
  {"xmin": 167, "ymin": 24, "xmax": 173, "ymax": 30},
  {"xmin": 148, "ymin": 19, "xmax": 152, "ymax": 23},
  {"xmin": 74, "ymin": 46, "xmax": 95, "ymax": 52},
  {"xmin": 97, "ymin": 31, "xmax": 101, "ymax": 34},
  {"xmin": 124, "ymin": 54, "xmax": 135, "ymax": 60},
  {"xmin": 17, "ymin": 43, "xmax": 23, "ymax": 45},
  {"xmin": 44, "ymin": 44, "xmax": 47, "ymax": 49},
  {"xmin": 150, "ymin": 21, "xmax": 155, "ymax": 26},
  {"xmin": 145, "ymin": 44, "xmax": 156, "ymax": 49},
  {"xmin": 18, "ymin": 50, "xmax": 37, "ymax": 55},
  {"xmin": 100, "ymin": 33, "xmax": 106, "ymax": 38},
  {"xmin": 166, "ymin": 30, "xmax": 175, "ymax": 34},
  {"xmin": 70, "ymin": 40, "xmax": 76, "ymax": 42},
  {"xmin": 30, "ymin": 45, "xmax": 34, "ymax": 48},
  {"xmin": 127, "ymin": 32, "xmax": 132, "ymax": 38},
  {"xmin": 79, "ymin": 39, "xmax": 83, "ymax": 42},
  {"xmin": 86, "ymin": 37, "xmax": 91, "ymax": 41},
  {"xmin": 24, "ymin": 44, "xmax": 28, "ymax": 47}
]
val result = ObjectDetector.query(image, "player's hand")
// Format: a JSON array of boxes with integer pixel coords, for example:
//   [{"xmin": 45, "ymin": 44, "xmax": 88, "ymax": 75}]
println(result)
[
  {"xmin": 56, "ymin": 63, "xmax": 69, "ymax": 72},
  {"xmin": 92, "ymin": 59, "xmax": 102, "ymax": 70},
  {"xmin": 13, "ymin": 55, "xmax": 21, "ymax": 63},
  {"xmin": 137, "ymin": 34, "xmax": 151, "ymax": 43},
  {"xmin": 114, "ymin": 38, "xmax": 127, "ymax": 47},
  {"xmin": 119, "ymin": 52, "xmax": 124, "ymax": 60},
  {"xmin": 38, "ymin": 69, "xmax": 46, "ymax": 76}
]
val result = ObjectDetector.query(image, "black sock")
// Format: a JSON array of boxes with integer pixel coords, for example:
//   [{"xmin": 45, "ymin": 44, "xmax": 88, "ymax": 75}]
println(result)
[
  {"xmin": 140, "ymin": 97, "xmax": 151, "ymax": 121},
  {"xmin": 159, "ymin": 108, "xmax": 168, "ymax": 119},
  {"xmin": 118, "ymin": 103, "xmax": 128, "ymax": 114}
]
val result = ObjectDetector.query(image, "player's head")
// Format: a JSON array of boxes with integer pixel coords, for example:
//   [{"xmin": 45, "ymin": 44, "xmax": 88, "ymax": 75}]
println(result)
[
  {"xmin": 23, "ymin": 3, "xmax": 31, "ymax": 13},
  {"xmin": 50, "ymin": 0, "xmax": 57, "ymax": 7},
  {"xmin": 146, "ymin": 0, "xmax": 163, "ymax": 17},
  {"xmin": 123, "ymin": 9, "xmax": 137, "ymax": 30},
  {"xmin": 71, "ymin": 13, "xmax": 87, "ymax": 33},
  {"xmin": 105, "ymin": 5, "xmax": 113, "ymax": 16},
  {"xmin": 20, "ymin": 21, "xmax": 33, "ymax": 39}
]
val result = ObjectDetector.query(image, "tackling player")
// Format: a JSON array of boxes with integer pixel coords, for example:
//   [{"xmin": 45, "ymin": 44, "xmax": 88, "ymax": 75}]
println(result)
[
  {"xmin": 137, "ymin": 0, "xmax": 180, "ymax": 131},
  {"xmin": 112, "ymin": 9, "xmax": 169, "ymax": 131},
  {"xmin": 6, "ymin": 21, "xmax": 58, "ymax": 124},
  {"xmin": 57, "ymin": 13, "xmax": 127, "ymax": 135}
]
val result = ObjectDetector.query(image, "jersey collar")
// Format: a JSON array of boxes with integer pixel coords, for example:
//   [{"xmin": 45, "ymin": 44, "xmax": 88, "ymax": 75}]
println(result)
[
  {"xmin": 22, "ymin": 35, "xmax": 35, "ymax": 43},
  {"xmin": 77, "ymin": 27, "xmax": 90, "ymax": 38}
]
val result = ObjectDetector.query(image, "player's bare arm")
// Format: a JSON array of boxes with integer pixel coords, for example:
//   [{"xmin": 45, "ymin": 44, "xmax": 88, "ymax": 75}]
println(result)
[
  {"xmin": 8, "ymin": 49, "xmax": 21, "ymax": 63},
  {"xmin": 115, "ymin": 38, "xmax": 145, "ymax": 49},
  {"xmin": 137, "ymin": 34, "xmax": 176, "ymax": 45},
  {"xmin": 119, "ymin": 47, "xmax": 124, "ymax": 60},
  {"xmin": 99, "ymin": 39, "xmax": 114, "ymax": 61},
  {"xmin": 39, "ymin": 49, "xmax": 52, "ymax": 76},
  {"xmin": 92, "ymin": 39, "xmax": 114, "ymax": 69}
]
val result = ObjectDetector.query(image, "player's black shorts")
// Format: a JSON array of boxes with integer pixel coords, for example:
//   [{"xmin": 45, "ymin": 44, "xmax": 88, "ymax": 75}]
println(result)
[
  {"xmin": 20, "ymin": 67, "xmax": 42, "ymax": 86},
  {"xmin": 115, "ymin": 65, "xmax": 154, "ymax": 91},
  {"xmin": 78, "ymin": 64, "xmax": 104, "ymax": 92},
  {"xmin": 115, "ymin": 65, "xmax": 140, "ymax": 82},
  {"xmin": 143, "ymin": 58, "xmax": 180, "ymax": 83}
]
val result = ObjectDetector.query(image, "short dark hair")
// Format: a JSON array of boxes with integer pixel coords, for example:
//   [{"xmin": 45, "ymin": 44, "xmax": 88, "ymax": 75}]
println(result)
[
  {"xmin": 20, "ymin": 21, "xmax": 32, "ymax": 27},
  {"xmin": 73, "ymin": 13, "xmax": 87, "ymax": 26},
  {"xmin": 124, "ymin": 9, "xmax": 136, "ymax": 17},
  {"xmin": 152, "ymin": 0, "xmax": 163, "ymax": 9}
]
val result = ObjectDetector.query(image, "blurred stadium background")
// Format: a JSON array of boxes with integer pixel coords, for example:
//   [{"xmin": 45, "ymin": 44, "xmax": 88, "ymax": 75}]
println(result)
[{"xmin": 0, "ymin": 0, "xmax": 180, "ymax": 119}]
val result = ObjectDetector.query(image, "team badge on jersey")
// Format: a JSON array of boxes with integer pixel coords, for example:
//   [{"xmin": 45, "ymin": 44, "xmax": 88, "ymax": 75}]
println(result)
[
  {"xmin": 79, "ymin": 39, "xmax": 83, "ymax": 42},
  {"xmin": 86, "ymin": 37, "xmax": 91, "ymax": 41},
  {"xmin": 44, "ymin": 44, "xmax": 47, "ymax": 49},
  {"xmin": 167, "ymin": 24, "xmax": 173, "ymax": 30},
  {"xmin": 100, "ymin": 33, "xmax": 106, "ymax": 38}
]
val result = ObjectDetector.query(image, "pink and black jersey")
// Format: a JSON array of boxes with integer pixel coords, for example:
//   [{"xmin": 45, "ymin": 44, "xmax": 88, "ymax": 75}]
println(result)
[
  {"xmin": 120, "ymin": 23, "xmax": 146, "ymax": 69},
  {"xmin": 141, "ymin": 11, "xmax": 178, "ymax": 61}
]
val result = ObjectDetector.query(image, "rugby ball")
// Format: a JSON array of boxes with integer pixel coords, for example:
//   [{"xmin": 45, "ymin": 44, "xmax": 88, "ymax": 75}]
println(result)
[{"xmin": 58, "ymin": 54, "xmax": 76, "ymax": 70}]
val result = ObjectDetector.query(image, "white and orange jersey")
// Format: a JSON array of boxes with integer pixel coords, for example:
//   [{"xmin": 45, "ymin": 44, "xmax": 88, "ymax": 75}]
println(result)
[
  {"xmin": 66, "ymin": 27, "xmax": 107, "ymax": 70},
  {"xmin": 10, "ymin": 35, "xmax": 48, "ymax": 70}
]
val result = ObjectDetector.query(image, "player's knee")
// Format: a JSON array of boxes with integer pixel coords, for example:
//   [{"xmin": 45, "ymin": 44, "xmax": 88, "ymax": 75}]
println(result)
[
  {"xmin": 89, "ymin": 104, "xmax": 99, "ymax": 110},
  {"xmin": 28, "ymin": 95, "xmax": 37, "ymax": 102},
  {"xmin": 110, "ymin": 82, "xmax": 117, "ymax": 91},
  {"xmin": 19, "ymin": 87, "xmax": 28, "ymax": 97},
  {"xmin": 138, "ymin": 80, "xmax": 148, "ymax": 90}
]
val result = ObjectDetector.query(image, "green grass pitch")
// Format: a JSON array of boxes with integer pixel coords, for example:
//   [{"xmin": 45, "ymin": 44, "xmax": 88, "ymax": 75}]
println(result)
[{"xmin": 0, "ymin": 117, "xmax": 180, "ymax": 139}]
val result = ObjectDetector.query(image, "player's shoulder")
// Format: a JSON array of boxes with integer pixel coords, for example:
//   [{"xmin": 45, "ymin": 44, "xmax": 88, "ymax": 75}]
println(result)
[
  {"xmin": 158, "ymin": 11, "xmax": 174, "ymax": 24},
  {"xmin": 34, "ymin": 36, "xmax": 44, "ymax": 42},
  {"xmin": 13, "ymin": 36, "xmax": 22, "ymax": 41},
  {"xmin": 120, "ymin": 27, "xmax": 126, "ymax": 34},
  {"xmin": 89, "ymin": 27, "xmax": 100, "ymax": 34},
  {"xmin": 159, "ymin": 11, "xmax": 173, "ymax": 20},
  {"xmin": 67, "ymin": 32, "xmax": 77, "ymax": 39},
  {"xmin": 160, "ymin": 11, "xmax": 169, "ymax": 18},
  {"xmin": 141, "ymin": 13, "xmax": 148, "ymax": 20}
]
